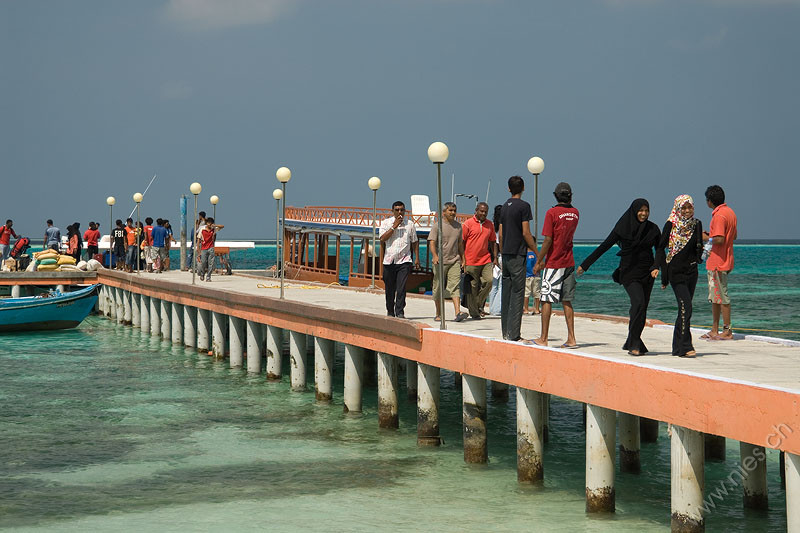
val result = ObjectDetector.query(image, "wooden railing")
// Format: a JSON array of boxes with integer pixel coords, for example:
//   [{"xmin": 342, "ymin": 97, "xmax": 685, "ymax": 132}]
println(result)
[{"xmin": 285, "ymin": 206, "xmax": 472, "ymax": 227}]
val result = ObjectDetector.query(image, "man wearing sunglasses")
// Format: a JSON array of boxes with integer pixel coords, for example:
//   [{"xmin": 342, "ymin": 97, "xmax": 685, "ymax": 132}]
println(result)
[{"xmin": 379, "ymin": 201, "xmax": 420, "ymax": 318}]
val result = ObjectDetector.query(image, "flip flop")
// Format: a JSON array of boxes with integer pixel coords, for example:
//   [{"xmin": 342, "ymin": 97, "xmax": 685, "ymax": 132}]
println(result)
[
  {"xmin": 532, "ymin": 339, "xmax": 548, "ymax": 347},
  {"xmin": 699, "ymin": 333, "xmax": 714, "ymax": 340},
  {"xmin": 560, "ymin": 343, "xmax": 579, "ymax": 349},
  {"xmin": 711, "ymin": 334, "xmax": 733, "ymax": 341}
]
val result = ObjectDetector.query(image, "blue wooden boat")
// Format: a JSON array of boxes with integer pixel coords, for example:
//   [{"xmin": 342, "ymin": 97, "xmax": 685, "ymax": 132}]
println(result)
[{"xmin": 0, "ymin": 284, "xmax": 99, "ymax": 332}]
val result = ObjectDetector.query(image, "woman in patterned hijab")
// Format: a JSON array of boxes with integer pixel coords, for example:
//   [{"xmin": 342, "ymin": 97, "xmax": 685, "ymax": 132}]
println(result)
[{"xmin": 653, "ymin": 194, "xmax": 703, "ymax": 357}]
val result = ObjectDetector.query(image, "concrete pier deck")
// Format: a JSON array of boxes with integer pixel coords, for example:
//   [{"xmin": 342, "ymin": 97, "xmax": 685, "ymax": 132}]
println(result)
[{"xmin": 95, "ymin": 269, "xmax": 800, "ymax": 457}]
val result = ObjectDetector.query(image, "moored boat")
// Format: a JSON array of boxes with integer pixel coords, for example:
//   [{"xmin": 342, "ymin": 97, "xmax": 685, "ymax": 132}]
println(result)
[{"xmin": 0, "ymin": 284, "xmax": 99, "ymax": 332}]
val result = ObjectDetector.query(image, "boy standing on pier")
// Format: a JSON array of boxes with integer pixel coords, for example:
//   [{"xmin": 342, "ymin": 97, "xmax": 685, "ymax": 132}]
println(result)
[
  {"xmin": 533, "ymin": 182, "xmax": 579, "ymax": 348},
  {"xmin": 44, "ymin": 220, "xmax": 61, "ymax": 251},
  {"xmin": 702, "ymin": 185, "xmax": 737, "ymax": 340},
  {"xmin": 379, "ymin": 200, "xmax": 420, "ymax": 318},
  {"xmin": 198, "ymin": 217, "xmax": 223, "ymax": 282}
]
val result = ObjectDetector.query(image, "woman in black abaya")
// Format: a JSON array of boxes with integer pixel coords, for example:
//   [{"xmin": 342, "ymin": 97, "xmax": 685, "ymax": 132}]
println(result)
[{"xmin": 577, "ymin": 199, "xmax": 661, "ymax": 355}]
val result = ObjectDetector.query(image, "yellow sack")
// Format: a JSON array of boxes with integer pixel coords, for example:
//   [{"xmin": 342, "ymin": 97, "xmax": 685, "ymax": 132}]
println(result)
[
  {"xmin": 57, "ymin": 255, "xmax": 77, "ymax": 266},
  {"xmin": 34, "ymin": 251, "xmax": 59, "ymax": 260},
  {"xmin": 37, "ymin": 264, "xmax": 59, "ymax": 271}
]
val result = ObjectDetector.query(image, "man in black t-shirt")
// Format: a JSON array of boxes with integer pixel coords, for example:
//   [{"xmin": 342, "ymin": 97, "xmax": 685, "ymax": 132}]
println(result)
[
  {"xmin": 112, "ymin": 219, "xmax": 127, "ymax": 270},
  {"xmin": 497, "ymin": 176, "xmax": 537, "ymax": 342}
]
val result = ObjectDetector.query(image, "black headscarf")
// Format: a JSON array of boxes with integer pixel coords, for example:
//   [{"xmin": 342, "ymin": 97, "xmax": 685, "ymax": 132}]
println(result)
[{"xmin": 613, "ymin": 198, "xmax": 659, "ymax": 255}]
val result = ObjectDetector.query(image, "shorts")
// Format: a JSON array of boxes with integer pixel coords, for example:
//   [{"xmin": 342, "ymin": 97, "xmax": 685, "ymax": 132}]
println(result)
[
  {"xmin": 707, "ymin": 270, "xmax": 730, "ymax": 305},
  {"xmin": 113, "ymin": 245, "xmax": 126, "ymax": 260},
  {"xmin": 155, "ymin": 246, "xmax": 168, "ymax": 261},
  {"xmin": 432, "ymin": 261, "xmax": 461, "ymax": 300},
  {"xmin": 126, "ymin": 245, "xmax": 138, "ymax": 266},
  {"xmin": 525, "ymin": 276, "xmax": 541, "ymax": 299},
  {"xmin": 540, "ymin": 266, "xmax": 576, "ymax": 304}
]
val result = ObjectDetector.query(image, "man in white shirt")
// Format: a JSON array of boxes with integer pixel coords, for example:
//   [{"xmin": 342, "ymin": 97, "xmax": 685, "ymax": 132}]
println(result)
[{"xmin": 379, "ymin": 201, "xmax": 420, "ymax": 318}]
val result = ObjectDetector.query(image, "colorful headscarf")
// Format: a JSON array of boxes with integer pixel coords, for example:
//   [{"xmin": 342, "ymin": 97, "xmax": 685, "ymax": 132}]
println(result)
[{"xmin": 666, "ymin": 194, "xmax": 695, "ymax": 263}]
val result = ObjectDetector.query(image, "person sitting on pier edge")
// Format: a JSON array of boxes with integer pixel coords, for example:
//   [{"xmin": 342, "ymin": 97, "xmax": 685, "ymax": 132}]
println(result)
[
  {"xmin": 462, "ymin": 201, "xmax": 498, "ymax": 320},
  {"xmin": 429, "ymin": 201, "xmax": 466, "ymax": 322},
  {"xmin": 533, "ymin": 182, "xmax": 579, "ymax": 348},
  {"xmin": 653, "ymin": 194, "xmax": 703, "ymax": 357},
  {"xmin": 577, "ymin": 198, "xmax": 661, "ymax": 356},
  {"xmin": 379, "ymin": 200, "xmax": 420, "ymax": 318},
  {"xmin": 0, "ymin": 220, "xmax": 19, "ymax": 262},
  {"xmin": 497, "ymin": 176, "xmax": 537, "ymax": 342},
  {"xmin": 701, "ymin": 184, "xmax": 737, "ymax": 341},
  {"xmin": 43, "ymin": 219, "xmax": 60, "ymax": 251},
  {"xmin": 198, "ymin": 217, "xmax": 224, "ymax": 282},
  {"xmin": 112, "ymin": 219, "xmax": 127, "ymax": 270}
]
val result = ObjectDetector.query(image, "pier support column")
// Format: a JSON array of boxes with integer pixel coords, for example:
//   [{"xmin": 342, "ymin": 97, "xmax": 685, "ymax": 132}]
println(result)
[
  {"xmin": 116, "ymin": 288, "xmax": 125, "ymax": 324},
  {"xmin": 150, "ymin": 297, "xmax": 161, "ymax": 337},
  {"xmin": 197, "ymin": 309, "xmax": 211, "ymax": 353},
  {"xmin": 641, "ymin": 417, "xmax": 660, "ymax": 443},
  {"xmin": 160, "ymin": 300, "xmax": 171, "ymax": 340},
  {"xmin": 229, "ymin": 316, "xmax": 245, "ymax": 369},
  {"xmin": 314, "ymin": 337, "xmax": 334, "ymax": 403},
  {"xmin": 56, "ymin": 284, "xmax": 66, "ymax": 293},
  {"xmin": 11, "ymin": 285, "xmax": 20, "ymax": 298},
  {"xmin": 491, "ymin": 381, "xmax": 509, "ymax": 401},
  {"xmin": 740, "ymin": 442, "xmax": 768, "ymax": 510},
  {"xmin": 406, "ymin": 360, "xmax": 417, "ymax": 401},
  {"xmin": 619, "ymin": 413, "xmax": 641, "ymax": 474},
  {"xmin": 417, "ymin": 363, "xmax": 441, "ymax": 447},
  {"xmin": 140, "ymin": 295, "xmax": 150, "ymax": 333},
  {"xmin": 343, "ymin": 344, "xmax": 364, "ymax": 413},
  {"xmin": 131, "ymin": 293, "xmax": 141, "ymax": 328},
  {"xmin": 171, "ymin": 303, "xmax": 183, "ymax": 345},
  {"xmin": 211, "ymin": 312, "xmax": 226, "ymax": 359},
  {"xmin": 108, "ymin": 288, "xmax": 118, "ymax": 321},
  {"xmin": 787, "ymin": 453, "xmax": 800, "ymax": 532},
  {"xmin": 378, "ymin": 352, "xmax": 399, "ymax": 429},
  {"xmin": 98, "ymin": 286, "xmax": 106, "ymax": 314},
  {"xmin": 463, "ymin": 374, "xmax": 487, "ymax": 463},
  {"xmin": 517, "ymin": 387, "xmax": 544, "ymax": 482},
  {"xmin": 289, "ymin": 330, "xmax": 307, "ymax": 391},
  {"xmin": 586, "ymin": 404, "xmax": 616, "ymax": 513},
  {"xmin": 705, "ymin": 434, "xmax": 726, "ymax": 461},
  {"xmin": 266, "ymin": 325, "xmax": 283, "ymax": 380},
  {"xmin": 671, "ymin": 424, "xmax": 704, "ymax": 532},
  {"xmin": 122, "ymin": 290, "xmax": 132, "ymax": 325},
  {"xmin": 246, "ymin": 320, "xmax": 263, "ymax": 374},
  {"xmin": 183, "ymin": 306, "xmax": 197, "ymax": 349}
]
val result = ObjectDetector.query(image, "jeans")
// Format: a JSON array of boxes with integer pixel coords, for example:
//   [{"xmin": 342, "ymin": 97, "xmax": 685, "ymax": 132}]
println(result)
[
  {"xmin": 622, "ymin": 277, "xmax": 654, "ymax": 353},
  {"xmin": 0, "ymin": 244, "xmax": 9, "ymax": 263},
  {"xmin": 383, "ymin": 262, "xmax": 412, "ymax": 316},
  {"xmin": 488, "ymin": 275, "xmax": 502, "ymax": 316},
  {"xmin": 199, "ymin": 248, "xmax": 215, "ymax": 280},
  {"xmin": 125, "ymin": 245, "xmax": 139, "ymax": 268},
  {"xmin": 501, "ymin": 254, "xmax": 526, "ymax": 340}
]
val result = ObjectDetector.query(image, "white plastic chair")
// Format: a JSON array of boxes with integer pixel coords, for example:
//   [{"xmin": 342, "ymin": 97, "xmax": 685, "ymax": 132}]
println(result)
[{"xmin": 410, "ymin": 194, "xmax": 435, "ymax": 227}]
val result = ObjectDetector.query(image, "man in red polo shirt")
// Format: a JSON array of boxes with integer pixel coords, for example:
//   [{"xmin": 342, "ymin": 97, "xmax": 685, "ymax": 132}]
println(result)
[
  {"xmin": 702, "ymin": 184, "xmax": 737, "ymax": 340},
  {"xmin": 462, "ymin": 202, "xmax": 497, "ymax": 319}
]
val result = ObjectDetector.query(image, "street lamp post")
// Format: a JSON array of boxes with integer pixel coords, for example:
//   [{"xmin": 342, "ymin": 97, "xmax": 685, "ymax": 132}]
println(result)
[
  {"xmin": 276, "ymin": 167, "xmax": 291, "ymax": 299},
  {"xmin": 210, "ymin": 195, "xmax": 219, "ymax": 220},
  {"xmin": 368, "ymin": 177, "xmax": 382, "ymax": 289},
  {"xmin": 106, "ymin": 196, "xmax": 115, "ymax": 268},
  {"xmin": 133, "ymin": 193, "xmax": 143, "ymax": 275},
  {"xmin": 189, "ymin": 182, "xmax": 202, "ymax": 284},
  {"xmin": 527, "ymin": 156, "xmax": 545, "ymax": 240},
  {"xmin": 272, "ymin": 188, "xmax": 283, "ymax": 276},
  {"xmin": 428, "ymin": 141, "xmax": 450, "ymax": 331}
]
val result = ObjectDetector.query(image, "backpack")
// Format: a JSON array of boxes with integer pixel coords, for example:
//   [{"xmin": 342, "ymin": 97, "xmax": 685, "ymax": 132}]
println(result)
[{"xmin": 10, "ymin": 237, "xmax": 30, "ymax": 258}]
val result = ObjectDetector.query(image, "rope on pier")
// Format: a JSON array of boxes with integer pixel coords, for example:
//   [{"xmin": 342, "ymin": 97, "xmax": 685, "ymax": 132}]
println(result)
[{"xmin": 256, "ymin": 282, "xmax": 340, "ymax": 290}]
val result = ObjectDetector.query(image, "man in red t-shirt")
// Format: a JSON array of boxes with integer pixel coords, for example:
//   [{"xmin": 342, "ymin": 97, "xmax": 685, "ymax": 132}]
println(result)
[
  {"xmin": 533, "ymin": 182, "xmax": 579, "ymax": 348},
  {"xmin": 198, "ymin": 217, "xmax": 224, "ymax": 281},
  {"xmin": 701, "ymin": 185, "xmax": 737, "ymax": 340},
  {"xmin": 143, "ymin": 217, "xmax": 155, "ymax": 272},
  {"xmin": 0, "ymin": 219, "xmax": 19, "ymax": 263},
  {"xmin": 83, "ymin": 222, "xmax": 101, "ymax": 260},
  {"xmin": 462, "ymin": 202, "xmax": 498, "ymax": 319}
]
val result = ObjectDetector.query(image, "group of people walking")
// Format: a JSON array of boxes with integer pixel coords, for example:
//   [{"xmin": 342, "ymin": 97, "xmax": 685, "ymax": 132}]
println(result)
[{"xmin": 378, "ymin": 177, "xmax": 737, "ymax": 359}]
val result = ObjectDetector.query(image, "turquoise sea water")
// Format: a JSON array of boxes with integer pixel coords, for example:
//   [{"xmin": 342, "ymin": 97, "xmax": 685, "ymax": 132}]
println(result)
[{"xmin": 0, "ymin": 319, "xmax": 790, "ymax": 531}]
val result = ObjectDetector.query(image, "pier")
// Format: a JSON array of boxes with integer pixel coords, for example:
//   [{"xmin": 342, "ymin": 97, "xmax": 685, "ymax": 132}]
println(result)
[{"xmin": 3, "ymin": 270, "xmax": 799, "ymax": 531}]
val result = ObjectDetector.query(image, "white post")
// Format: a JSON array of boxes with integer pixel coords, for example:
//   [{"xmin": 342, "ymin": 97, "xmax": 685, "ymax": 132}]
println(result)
[
  {"xmin": 462, "ymin": 374, "xmax": 487, "ymax": 463},
  {"xmin": 171, "ymin": 302, "xmax": 183, "ymax": 344},
  {"xmin": 122, "ymin": 290, "xmax": 132, "ymax": 324},
  {"xmin": 197, "ymin": 308, "xmax": 211, "ymax": 353},
  {"xmin": 97, "ymin": 286, "xmax": 106, "ymax": 314},
  {"xmin": 343, "ymin": 344, "xmax": 364, "ymax": 413},
  {"xmin": 671, "ymin": 424, "xmax": 705, "ymax": 532},
  {"xmin": 378, "ymin": 352, "xmax": 399, "ymax": 429},
  {"xmin": 289, "ymin": 330, "xmax": 307, "ymax": 391},
  {"xmin": 417, "ymin": 363, "xmax": 441, "ymax": 446},
  {"xmin": 314, "ymin": 337, "xmax": 334, "ymax": 403},
  {"xmin": 787, "ymin": 452, "xmax": 800, "ymax": 532},
  {"xmin": 183, "ymin": 305, "xmax": 197, "ymax": 349},
  {"xmin": 108, "ymin": 287, "xmax": 117, "ymax": 321},
  {"xmin": 266, "ymin": 325, "xmax": 283, "ymax": 380},
  {"xmin": 140, "ymin": 295, "xmax": 150, "ymax": 333},
  {"xmin": 619, "ymin": 413, "xmax": 641, "ymax": 474},
  {"xmin": 229, "ymin": 316, "xmax": 245, "ymax": 369},
  {"xmin": 116, "ymin": 288, "xmax": 125, "ymax": 324},
  {"xmin": 150, "ymin": 297, "xmax": 161, "ymax": 337},
  {"xmin": 131, "ymin": 292, "xmax": 141, "ymax": 328},
  {"xmin": 586, "ymin": 404, "xmax": 616, "ymax": 513},
  {"xmin": 739, "ymin": 442, "xmax": 768, "ymax": 510},
  {"xmin": 212, "ymin": 311, "xmax": 226, "ymax": 359},
  {"xmin": 160, "ymin": 299, "xmax": 171, "ymax": 340},
  {"xmin": 246, "ymin": 320, "xmax": 263, "ymax": 374},
  {"xmin": 11, "ymin": 285, "xmax": 21, "ymax": 298},
  {"xmin": 517, "ymin": 387, "xmax": 544, "ymax": 482}
]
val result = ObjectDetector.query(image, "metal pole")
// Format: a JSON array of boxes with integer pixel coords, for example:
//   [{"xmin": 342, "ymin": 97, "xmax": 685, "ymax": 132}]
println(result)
[
  {"xmin": 213, "ymin": 205, "xmax": 216, "ymax": 220},
  {"xmin": 136, "ymin": 203, "xmax": 141, "ymax": 275},
  {"xmin": 435, "ymin": 162, "xmax": 446, "ymax": 330},
  {"xmin": 192, "ymin": 194, "xmax": 197, "ymax": 284},
  {"xmin": 108, "ymin": 205, "xmax": 113, "ymax": 268},
  {"xmin": 370, "ymin": 189, "xmax": 377, "ymax": 288},
  {"xmin": 280, "ymin": 182, "xmax": 286, "ymax": 299},
  {"xmin": 534, "ymin": 173, "xmax": 539, "ymax": 241},
  {"xmin": 275, "ymin": 198, "xmax": 281, "ymax": 274}
]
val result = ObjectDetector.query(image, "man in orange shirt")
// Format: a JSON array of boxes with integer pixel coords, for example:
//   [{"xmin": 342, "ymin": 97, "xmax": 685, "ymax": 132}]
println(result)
[
  {"xmin": 702, "ymin": 185, "xmax": 737, "ymax": 340},
  {"xmin": 462, "ymin": 202, "xmax": 498, "ymax": 320}
]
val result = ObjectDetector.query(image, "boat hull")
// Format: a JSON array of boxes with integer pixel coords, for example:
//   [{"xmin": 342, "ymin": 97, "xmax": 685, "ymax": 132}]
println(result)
[{"xmin": 0, "ymin": 285, "xmax": 99, "ymax": 332}]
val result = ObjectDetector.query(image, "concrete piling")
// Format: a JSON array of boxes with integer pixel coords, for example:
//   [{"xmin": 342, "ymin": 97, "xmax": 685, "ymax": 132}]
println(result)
[
  {"xmin": 97, "ymin": 286, "xmax": 106, "ymax": 314},
  {"xmin": 171, "ymin": 303, "xmax": 183, "ymax": 344},
  {"xmin": 122, "ymin": 290, "xmax": 132, "ymax": 325},
  {"xmin": 314, "ymin": 337, "xmax": 334, "ymax": 403},
  {"xmin": 619, "ymin": 413, "xmax": 641, "ymax": 474},
  {"xmin": 108, "ymin": 288, "xmax": 117, "ymax": 321},
  {"xmin": 705, "ymin": 434, "xmax": 726, "ymax": 461},
  {"xmin": 462, "ymin": 374, "xmax": 487, "ymax": 463},
  {"xmin": 11, "ymin": 285, "xmax": 20, "ymax": 298},
  {"xmin": 671, "ymin": 424, "xmax": 705, "ymax": 532},
  {"xmin": 417, "ymin": 363, "xmax": 441, "ymax": 447},
  {"xmin": 160, "ymin": 300, "xmax": 171, "ymax": 340},
  {"xmin": 739, "ymin": 442, "xmax": 768, "ymax": 510},
  {"xmin": 211, "ymin": 311, "xmax": 226, "ymax": 359},
  {"xmin": 266, "ymin": 325, "xmax": 283, "ymax": 380},
  {"xmin": 289, "ymin": 330, "xmax": 307, "ymax": 391},
  {"xmin": 406, "ymin": 359, "xmax": 417, "ymax": 401},
  {"xmin": 140, "ymin": 295, "xmax": 150, "ymax": 333},
  {"xmin": 343, "ymin": 344, "xmax": 364, "ymax": 413},
  {"xmin": 116, "ymin": 288, "xmax": 125, "ymax": 324},
  {"xmin": 150, "ymin": 297, "xmax": 161, "ymax": 337},
  {"xmin": 229, "ymin": 316, "xmax": 245, "ymax": 368},
  {"xmin": 197, "ymin": 308, "xmax": 211, "ymax": 353},
  {"xmin": 246, "ymin": 320, "xmax": 263, "ymax": 374},
  {"xmin": 585, "ymin": 404, "xmax": 616, "ymax": 513},
  {"xmin": 641, "ymin": 417, "xmax": 659, "ymax": 443},
  {"xmin": 787, "ymin": 453, "xmax": 800, "ymax": 532},
  {"xmin": 131, "ymin": 292, "xmax": 141, "ymax": 328},
  {"xmin": 377, "ymin": 352, "xmax": 399, "ymax": 429},
  {"xmin": 183, "ymin": 306, "xmax": 197, "ymax": 349},
  {"xmin": 517, "ymin": 387, "xmax": 545, "ymax": 482}
]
